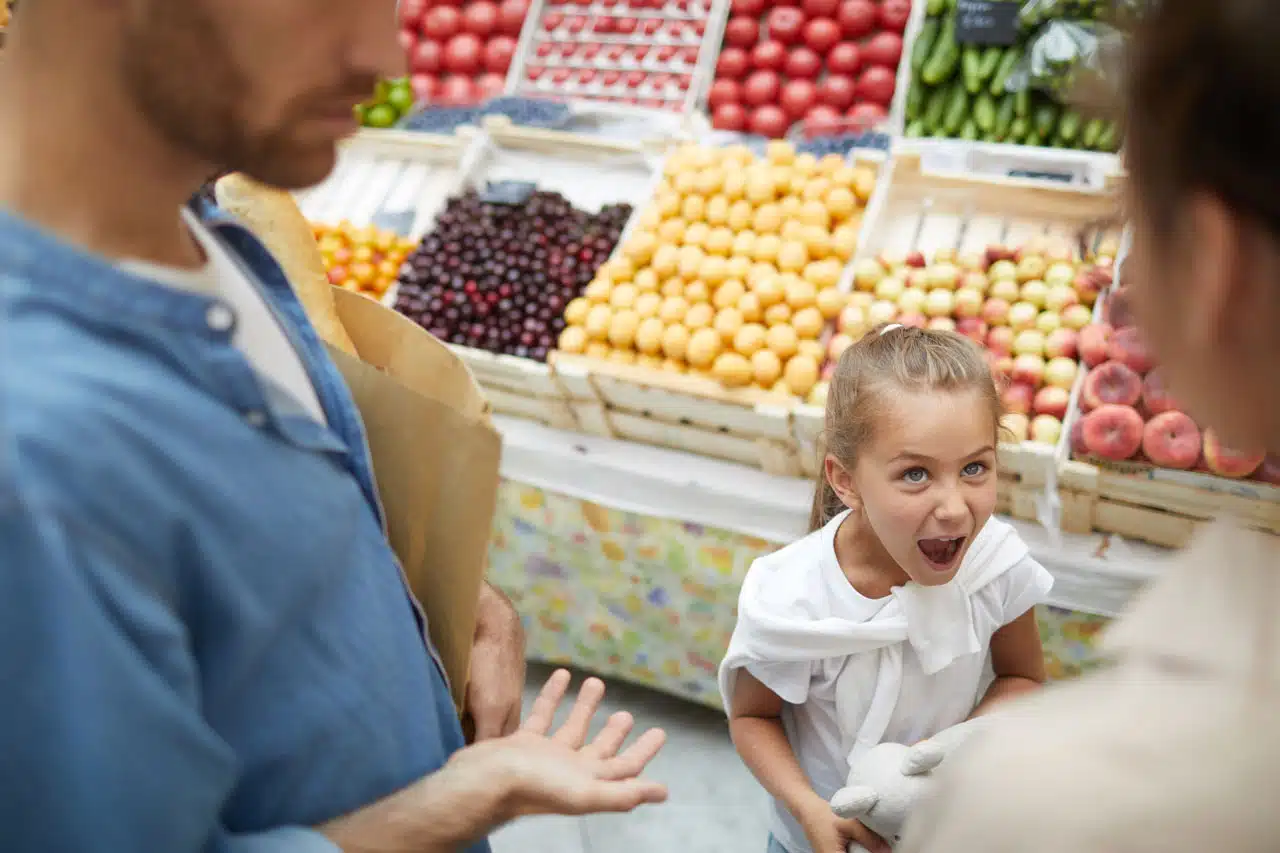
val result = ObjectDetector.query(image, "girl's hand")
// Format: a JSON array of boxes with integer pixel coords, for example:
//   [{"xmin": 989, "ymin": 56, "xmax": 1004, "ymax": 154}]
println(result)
[{"xmin": 796, "ymin": 796, "xmax": 890, "ymax": 853}]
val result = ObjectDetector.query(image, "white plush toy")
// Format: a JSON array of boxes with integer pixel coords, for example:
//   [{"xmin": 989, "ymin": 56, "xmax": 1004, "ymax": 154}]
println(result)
[{"xmin": 829, "ymin": 717, "xmax": 990, "ymax": 851}]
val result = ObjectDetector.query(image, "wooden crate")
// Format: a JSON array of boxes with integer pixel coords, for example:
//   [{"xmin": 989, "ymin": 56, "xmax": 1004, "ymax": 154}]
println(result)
[
  {"xmin": 852, "ymin": 149, "xmax": 1124, "ymax": 524},
  {"xmin": 553, "ymin": 354, "xmax": 801, "ymax": 476},
  {"xmin": 1058, "ymin": 458, "xmax": 1280, "ymax": 548}
]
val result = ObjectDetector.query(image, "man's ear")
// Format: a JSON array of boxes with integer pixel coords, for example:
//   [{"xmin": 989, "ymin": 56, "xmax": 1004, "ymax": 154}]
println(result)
[{"xmin": 824, "ymin": 454, "xmax": 860, "ymax": 512}]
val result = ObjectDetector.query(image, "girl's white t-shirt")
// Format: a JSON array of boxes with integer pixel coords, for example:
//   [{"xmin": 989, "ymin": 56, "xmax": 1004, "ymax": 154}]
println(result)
[{"xmin": 723, "ymin": 512, "xmax": 1053, "ymax": 853}]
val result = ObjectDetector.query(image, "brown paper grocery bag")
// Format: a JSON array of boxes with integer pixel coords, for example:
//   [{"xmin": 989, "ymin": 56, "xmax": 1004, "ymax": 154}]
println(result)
[{"xmin": 327, "ymin": 286, "xmax": 501, "ymax": 716}]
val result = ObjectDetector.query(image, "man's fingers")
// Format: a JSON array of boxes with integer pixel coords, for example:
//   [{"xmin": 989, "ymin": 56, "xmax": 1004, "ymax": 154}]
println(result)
[
  {"xmin": 552, "ymin": 677, "xmax": 606, "ymax": 749},
  {"xmin": 502, "ymin": 704, "xmax": 522, "ymax": 738},
  {"xmin": 568, "ymin": 779, "xmax": 669, "ymax": 815},
  {"xmin": 521, "ymin": 669, "xmax": 572, "ymax": 736},
  {"xmin": 469, "ymin": 703, "xmax": 506, "ymax": 742},
  {"xmin": 598, "ymin": 727, "xmax": 666, "ymax": 780},
  {"xmin": 838, "ymin": 818, "xmax": 889, "ymax": 853},
  {"xmin": 583, "ymin": 711, "xmax": 635, "ymax": 760}
]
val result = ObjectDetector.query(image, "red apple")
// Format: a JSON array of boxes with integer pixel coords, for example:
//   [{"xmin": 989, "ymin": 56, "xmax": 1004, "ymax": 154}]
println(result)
[
  {"xmin": 499, "ymin": 0, "xmax": 530, "ymax": 34},
  {"xmin": 855, "ymin": 66, "xmax": 896, "ymax": 107},
  {"xmin": 780, "ymin": 79, "xmax": 819, "ymax": 119},
  {"xmin": 1002, "ymin": 382, "xmax": 1035, "ymax": 416},
  {"xmin": 785, "ymin": 47, "xmax": 824, "ymax": 79},
  {"xmin": 767, "ymin": 7, "xmax": 808, "ymax": 45},
  {"xmin": 443, "ymin": 33, "xmax": 484, "ymax": 74},
  {"xmin": 1034, "ymin": 386, "xmax": 1071, "ymax": 420},
  {"xmin": 803, "ymin": 0, "xmax": 840, "ymax": 15},
  {"xmin": 955, "ymin": 317, "xmax": 988, "ymax": 344},
  {"xmin": 827, "ymin": 42, "xmax": 861, "ymax": 75},
  {"xmin": 716, "ymin": 47, "xmax": 751, "ymax": 79},
  {"xmin": 751, "ymin": 40, "xmax": 787, "ymax": 71},
  {"xmin": 817, "ymin": 75, "xmax": 856, "ymax": 110},
  {"xmin": 708, "ymin": 79, "xmax": 741, "ymax": 108},
  {"xmin": 1108, "ymin": 326, "xmax": 1156, "ymax": 375},
  {"xmin": 411, "ymin": 39, "xmax": 444, "ymax": 74},
  {"xmin": 1044, "ymin": 327, "xmax": 1078, "ymax": 360},
  {"xmin": 742, "ymin": 70, "xmax": 781, "ymax": 106},
  {"xmin": 1081, "ymin": 361, "xmax": 1142, "ymax": 411},
  {"xmin": 749, "ymin": 104, "xmax": 791, "ymax": 137},
  {"xmin": 1141, "ymin": 367, "xmax": 1180, "ymax": 416},
  {"xmin": 485, "ymin": 36, "xmax": 517, "ymax": 73},
  {"xmin": 878, "ymin": 0, "xmax": 911, "ymax": 32},
  {"xmin": 982, "ymin": 298, "xmax": 1011, "ymax": 328},
  {"xmin": 1142, "ymin": 411, "xmax": 1201, "ymax": 470},
  {"xmin": 863, "ymin": 31, "xmax": 904, "ymax": 69},
  {"xmin": 1203, "ymin": 428, "xmax": 1265, "ymax": 479},
  {"xmin": 803, "ymin": 18, "xmax": 842, "ymax": 54},
  {"xmin": 986, "ymin": 324, "xmax": 1014, "ymax": 355},
  {"xmin": 836, "ymin": 0, "xmax": 877, "ymax": 38},
  {"xmin": 462, "ymin": 1, "xmax": 500, "ymax": 37},
  {"xmin": 1078, "ymin": 323, "xmax": 1113, "ymax": 368},
  {"xmin": 1012, "ymin": 354, "xmax": 1046, "ymax": 387},
  {"xmin": 423, "ymin": 6, "xmax": 463, "ymax": 40},
  {"xmin": 713, "ymin": 102, "xmax": 748, "ymax": 131},
  {"xmin": 725, "ymin": 15, "xmax": 760, "ymax": 48},
  {"xmin": 1082, "ymin": 404, "xmax": 1145, "ymax": 461}
]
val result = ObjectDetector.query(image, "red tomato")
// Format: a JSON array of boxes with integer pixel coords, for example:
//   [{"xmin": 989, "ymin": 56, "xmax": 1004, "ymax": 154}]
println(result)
[
  {"xmin": 766, "ymin": 7, "xmax": 807, "ymax": 45},
  {"xmin": 498, "ymin": 0, "xmax": 531, "ymax": 35},
  {"xmin": 780, "ymin": 78, "xmax": 818, "ymax": 119},
  {"xmin": 476, "ymin": 72, "xmax": 507, "ymax": 98},
  {"xmin": 443, "ymin": 33, "xmax": 484, "ymax": 75},
  {"xmin": 398, "ymin": 29, "xmax": 417, "ymax": 53},
  {"xmin": 742, "ymin": 70, "xmax": 781, "ymax": 106},
  {"xmin": 835, "ymin": 0, "xmax": 876, "ymax": 39},
  {"xmin": 805, "ymin": 105, "xmax": 843, "ymax": 134},
  {"xmin": 410, "ymin": 73, "xmax": 440, "ymax": 102},
  {"xmin": 826, "ymin": 41, "xmax": 861, "ymax": 75},
  {"xmin": 749, "ymin": 104, "xmax": 790, "ymax": 137},
  {"xmin": 802, "ymin": 17, "xmax": 841, "ymax": 54},
  {"xmin": 802, "ymin": 0, "xmax": 840, "ymax": 16},
  {"xmin": 863, "ymin": 32, "xmax": 903, "ymax": 69},
  {"xmin": 784, "ymin": 46, "xmax": 823, "ymax": 78},
  {"xmin": 709, "ymin": 79, "xmax": 742, "ymax": 108},
  {"xmin": 716, "ymin": 47, "xmax": 751, "ymax": 79},
  {"xmin": 713, "ymin": 102, "xmax": 749, "ymax": 131},
  {"xmin": 724, "ymin": 15, "xmax": 761, "ymax": 48},
  {"xmin": 732, "ymin": 0, "xmax": 767, "ymax": 15},
  {"xmin": 410, "ymin": 39, "xmax": 444, "ymax": 74},
  {"xmin": 461, "ymin": 2, "xmax": 499, "ymax": 37},
  {"xmin": 846, "ymin": 101, "xmax": 889, "ymax": 127},
  {"xmin": 817, "ymin": 74, "xmax": 856, "ymax": 110},
  {"xmin": 439, "ymin": 74, "xmax": 478, "ymax": 106},
  {"xmin": 750, "ymin": 39, "xmax": 787, "ymax": 71},
  {"xmin": 400, "ymin": 0, "xmax": 428, "ymax": 30},
  {"xmin": 422, "ymin": 6, "xmax": 462, "ymax": 40},
  {"xmin": 855, "ymin": 65, "xmax": 896, "ymax": 105},
  {"xmin": 485, "ymin": 36, "xmax": 517, "ymax": 73},
  {"xmin": 879, "ymin": 0, "xmax": 912, "ymax": 33}
]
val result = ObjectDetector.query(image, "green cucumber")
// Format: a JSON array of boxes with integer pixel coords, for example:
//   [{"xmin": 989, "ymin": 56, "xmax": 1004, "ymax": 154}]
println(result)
[
  {"xmin": 994, "ymin": 93, "xmax": 1017, "ymax": 139},
  {"xmin": 962, "ymin": 46, "xmax": 985, "ymax": 94},
  {"xmin": 905, "ymin": 119, "xmax": 927, "ymax": 138},
  {"xmin": 977, "ymin": 45, "xmax": 1004, "ymax": 81},
  {"xmin": 905, "ymin": 79, "xmax": 926, "ymax": 122},
  {"xmin": 922, "ymin": 85, "xmax": 949, "ymax": 134},
  {"xmin": 990, "ymin": 45, "xmax": 1023, "ymax": 97},
  {"xmin": 942, "ymin": 82, "xmax": 970, "ymax": 136},
  {"xmin": 1081, "ymin": 117, "xmax": 1105, "ymax": 149},
  {"xmin": 1033, "ymin": 101, "xmax": 1060, "ymax": 139},
  {"xmin": 921, "ymin": 16, "xmax": 960, "ymax": 85},
  {"xmin": 959, "ymin": 118, "xmax": 980, "ymax": 141},
  {"xmin": 1057, "ymin": 110, "xmax": 1082, "ymax": 145},
  {"xmin": 912, "ymin": 19, "xmax": 941, "ymax": 73},
  {"xmin": 1009, "ymin": 116, "xmax": 1030, "ymax": 143},
  {"xmin": 1014, "ymin": 87, "xmax": 1031, "ymax": 119},
  {"xmin": 1097, "ymin": 120, "xmax": 1120, "ymax": 152},
  {"xmin": 973, "ymin": 92, "xmax": 998, "ymax": 134}
]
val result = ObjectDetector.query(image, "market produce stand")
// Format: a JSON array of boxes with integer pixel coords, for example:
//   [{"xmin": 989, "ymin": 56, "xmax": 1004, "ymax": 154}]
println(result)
[{"xmin": 485, "ymin": 414, "xmax": 1158, "ymax": 709}]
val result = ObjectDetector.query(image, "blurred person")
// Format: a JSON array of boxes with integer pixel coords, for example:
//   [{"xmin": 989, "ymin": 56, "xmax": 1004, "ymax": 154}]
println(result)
[
  {"xmin": 901, "ymin": 1, "xmax": 1280, "ymax": 851},
  {"xmin": 0, "ymin": 1, "xmax": 665, "ymax": 851}
]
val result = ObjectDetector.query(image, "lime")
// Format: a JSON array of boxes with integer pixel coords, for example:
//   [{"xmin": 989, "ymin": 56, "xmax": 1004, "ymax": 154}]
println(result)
[
  {"xmin": 372, "ymin": 79, "xmax": 394, "ymax": 104},
  {"xmin": 387, "ymin": 82, "xmax": 415, "ymax": 115},
  {"xmin": 364, "ymin": 104, "xmax": 398, "ymax": 129}
]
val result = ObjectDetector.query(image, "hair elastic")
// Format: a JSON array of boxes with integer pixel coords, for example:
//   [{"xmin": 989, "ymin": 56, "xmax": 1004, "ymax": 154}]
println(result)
[{"xmin": 880, "ymin": 323, "xmax": 904, "ymax": 336}]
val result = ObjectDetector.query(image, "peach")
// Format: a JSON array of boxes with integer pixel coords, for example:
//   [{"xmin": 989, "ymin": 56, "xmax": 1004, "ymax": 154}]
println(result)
[
  {"xmin": 1044, "ymin": 327, "xmax": 1078, "ymax": 360},
  {"xmin": 1007, "ymin": 301, "xmax": 1039, "ymax": 331},
  {"xmin": 981, "ymin": 297, "xmax": 1011, "ymax": 327},
  {"xmin": 1142, "ymin": 411, "xmax": 1202, "ymax": 470},
  {"xmin": 1108, "ymin": 326, "xmax": 1156, "ymax": 375},
  {"xmin": 1081, "ymin": 361, "xmax": 1142, "ymax": 411},
  {"xmin": 1061, "ymin": 303, "xmax": 1092, "ymax": 331},
  {"xmin": 991, "ymin": 355, "xmax": 1015, "ymax": 384},
  {"xmin": 986, "ymin": 325, "xmax": 1014, "ymax": 356},
  {"xmin": 1013, "ymin": 329, "xmax": 1045, "ymax": 357},
  {"xmin": 1103, "ymin": 286, "xmax": 1135, "ymax": 328},
  {"xmin": 897, "ymin": 311, "xmax": 927, "ymax": 329},
  {"xmin": 1033, "ymin": 385, "xmax": 1071, "ymax": 420},
  {"xmin": 1044, "ymin": 356, "xmax": 1078, "ymax": 390},
  {"xmin": 1081, "ymin": 404, "xmax": 1145, "ymax": 461},
  {"xmin": 954, "ymin": 287, "xmax": 984, "ymax": 318},
  {"xmin": 1031, "ymin": 414, "xmax": 1063, "ymax": 446},
  {"xmin": 988, "ymin": 278, "xmax": 1020, "ymax": 303},
  {"xmin": 1203, "ymin": 428, "xmax": 1265, "ymax": 479},
  {"xmin": 1254, "ymin": 455, "xmax": 1280, "ymax": 486},
  {"xmin": 1069, "ymin": 417, "xmax": 1089, "ymax": 456},
  {"xmin": 1141, "ymin": 367, "xmax": 1180, "ymax": 416},
  {"xmin": 1072, "ymin": 268, "xmax": 1105, "ymax": 306},
  {"xmin": 1011, "ymin": 354, "xmax": 1046, "ymax": 388},
  {"xmin": 1002, "ymin": 381, "xmax": 1035, "ymax": 416},
  {"xmin": 1078, "ymin": 323, "xmax": 1112, "ymax": 368}
]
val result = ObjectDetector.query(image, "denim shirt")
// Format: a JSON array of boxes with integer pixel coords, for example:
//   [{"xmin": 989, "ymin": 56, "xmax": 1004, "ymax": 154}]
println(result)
[{"xmin": 0, "ymin": 200, "xmax": 487, "ymax": 853}]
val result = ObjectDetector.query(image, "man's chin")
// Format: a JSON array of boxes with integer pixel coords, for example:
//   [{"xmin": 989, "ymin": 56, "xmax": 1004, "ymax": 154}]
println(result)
[{"xmin": 239, "ymin": 144, "xmax": 341, "ymax": 193}]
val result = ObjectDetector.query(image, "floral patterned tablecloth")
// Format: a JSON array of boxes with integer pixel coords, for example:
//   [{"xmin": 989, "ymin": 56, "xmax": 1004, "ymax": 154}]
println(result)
[{"xmin": 488, "ymin": 479, "xmax": 1115, "ymax": 710}]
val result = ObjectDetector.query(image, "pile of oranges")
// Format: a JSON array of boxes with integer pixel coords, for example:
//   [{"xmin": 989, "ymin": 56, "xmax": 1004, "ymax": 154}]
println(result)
[{"xmin": 312, "ymin": 221, "xmax": 418, "ymax": 301}]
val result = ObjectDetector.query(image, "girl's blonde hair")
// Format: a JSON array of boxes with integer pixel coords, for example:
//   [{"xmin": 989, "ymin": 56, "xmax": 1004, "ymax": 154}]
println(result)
[{"xmin": 809, "ymin": 325, "xmax": 1004, "ymax": 531}]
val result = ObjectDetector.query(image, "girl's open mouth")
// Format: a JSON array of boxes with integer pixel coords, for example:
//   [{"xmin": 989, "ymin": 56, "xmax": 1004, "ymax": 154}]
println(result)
[{"xmin": 918, "ymin": 536, "xmax": 965, "ymax": 571}]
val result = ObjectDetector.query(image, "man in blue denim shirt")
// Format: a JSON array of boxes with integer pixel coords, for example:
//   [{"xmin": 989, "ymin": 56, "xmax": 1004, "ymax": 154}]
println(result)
[{"xmin": 0, "ymin": 1, "xmax": 667, "ymax": 851}]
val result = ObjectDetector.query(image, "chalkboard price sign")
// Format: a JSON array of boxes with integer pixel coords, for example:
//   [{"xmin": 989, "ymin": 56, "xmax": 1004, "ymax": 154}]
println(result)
[{"xmin": 955, "ymin": 0, "xmax": 1021, "ymax": 46}]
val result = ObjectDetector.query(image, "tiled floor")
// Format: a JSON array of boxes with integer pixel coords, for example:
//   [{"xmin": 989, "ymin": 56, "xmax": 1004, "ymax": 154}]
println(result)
[{"xmin": 490, "ymin": 663, "xmax": 771, "ymax": 853}]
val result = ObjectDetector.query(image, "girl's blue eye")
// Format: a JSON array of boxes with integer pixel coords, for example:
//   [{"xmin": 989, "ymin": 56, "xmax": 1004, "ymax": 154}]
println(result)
[
  {"xmin": 963, "ymin": 461, "xmax": 988, "ymax": 477},
  {"xmin": 902, "ymin": 467, "xmax": 929, "ymax": 484}
]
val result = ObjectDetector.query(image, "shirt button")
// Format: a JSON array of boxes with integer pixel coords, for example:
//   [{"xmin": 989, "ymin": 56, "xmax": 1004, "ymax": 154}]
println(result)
[
  {"xmin": 245, "ymin": 410, "xmax": 268, "ymax": 428},
  {"xmin": 206, "ymin": 303, "xmax": 235, "ymax": 332}
]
